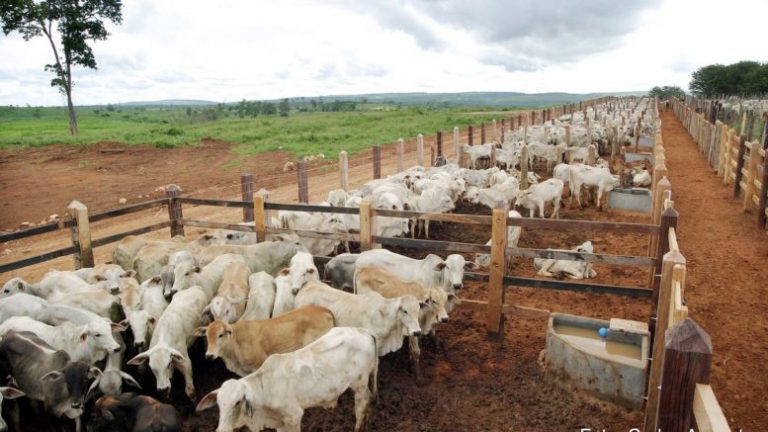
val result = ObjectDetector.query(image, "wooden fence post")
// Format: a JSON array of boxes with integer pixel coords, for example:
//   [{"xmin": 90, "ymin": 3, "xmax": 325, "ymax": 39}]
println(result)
[
  {"xmin": 253, "ymin": 191, "xmax": 267, "ymax": 243},
  {"xmin": 373, "ymin": 145, "xmax": 382, "ymax": 179},
  {"xmin": 644, "ymin": 249, "xmax": 686, "ymax": 432},
  {"xmin": 487, "ymin": 205, "xmax": 508, "ymax": 337},
  {"xmin": 565, "ymin": 125, "xmax": 571, "ymax": 146},
  {"xmin": 648, "ymin": 177, "xmax": 672, "ymax": 257},
  {"xmin": 297, "ymin": 160, "xmax": 308, "ymax": 203},
  {"xmin": 758, "ymin": 150, "xmax": 768, "ymax": 229},
  {"xmin": 733, "ymin": 135, "xmax": 747, "ymax": 198},
  {"xmin": 500, "ymin": 119, "xmax": 505, "ymax": 143},
  {"xmin": 492, "ymin": 119, "xmax": 498, "ymax": 143},
  {"xmin": 240, "ymin": 171, "xmax": 254, "ymax": 223},
  {"xmin": 436, "ymin": 130, "xmax": 443, "ymax": 157},
  {"xmin": 587, "ymin": 144, "xmax": 597, "ymax": 165},
  {"xmin": 416, "ymin": 133, "xmax": 425, "ymax": 166},
  {"xmin": 458, "ymin": 145, "xmax": 469, "ymax": 168},
  {"xmin": 359, "ymin": 198, "xmax": 373, "ymax": 251},
  {"xmin": 651, "ymin": 206, "xmax": 679, "ymax": 315},
  {"xmin": 453, "ymin": 126, "xmax": 460, "ymax": 157},
  {"xmin": 67, "ymin": 200, "xmax": 94, "ymax": 269},
  {"xmin": 468, "ymin": 126, "xmax": 474, "ymax": 146},
  {"xmin": 743, "ymin": 141, "xmax": 759, "ymax": 211},
  {"xmin": 480, "ymin": 122, "xmax": 486, "ymax": 143},
  {"xmin": 165, "ymin": 184, "xmax": 184, "ymax": 238},
  {"xmin": 339, "ymin": 150, "xmax": 349, "ymax": 191},
  {"xmin": 520, "ymin": 145, "xmax": 529, "ymax": 191},
  {"xmin": 655, "ymin": 319, "xmax": 712, "ymax": 432},
  {"xmin": 396, "ymin": 139, "xmax": 404, "ymax": 173}
]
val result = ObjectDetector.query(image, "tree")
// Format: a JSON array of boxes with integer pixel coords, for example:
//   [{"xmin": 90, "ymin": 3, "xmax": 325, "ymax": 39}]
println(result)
[
  {"xmin": 648, "ymin": 85, "xmax": 686, "ymax": 100},
  {"xmin": 260, "ymin": 102, "xmax": 277, "ymax": 115},
  {"xmin": 0, "ymin": 0, "xmax": 123, "ymax": 135},
  {"xmin": 278, "ymin": 98, "xmax": 290, "ymax": 117},
  {"xmin": 689, "ymin": 61, "xmax": 768, "ymax": 97}
]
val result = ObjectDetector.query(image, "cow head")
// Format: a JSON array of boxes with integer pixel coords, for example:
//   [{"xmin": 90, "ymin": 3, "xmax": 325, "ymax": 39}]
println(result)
[
  {"xmin": 169, "ymin": 262, "xmax": 201, "ymax": 299},
  {"xmin": 208, "ymin": 296, "xmax": 246, "ymax": 324},
  {"xmin": 0, "ymin": 277, "xmax": 31, "ymax": 297},
  {"xmin": 198, "ymin": 321, "xmax": 233, "ymax": 360},
  {"xmin": 396, "ymin": 295, "xmax": 423, "ymax": 337},
  {"xmin": 197, "ymin": 379, "xmax": 252, "ymax": 432},
  {"xmin": 86, "ymin": 368, "xmax": 141, "ymax": 400},
  {"xmin": 124, "ymin": 309, "xmax": 156, "ymax": 350},
  {"xmin": 40, "ymin": 361, "xmax": 100, "ymax": 417},
  {"xmin": 443, "ymin": 254, "xmax": 470, "ymax": 292},
  {"xmin": 81, "ymin": 321, "xmax": 122, "ymax": 354},
  {"xmin": 127, "ymin": 346, "xmax": 186, "ymax": 397}
]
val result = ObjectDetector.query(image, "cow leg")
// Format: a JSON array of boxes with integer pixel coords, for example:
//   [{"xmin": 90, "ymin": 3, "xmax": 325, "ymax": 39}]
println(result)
[
  {"xmin": 551, "ymin": 197, "xmax": 561, "ymax": 219},
  {"xmin": 538, "ymin": 202, "xmax": 545, "ymax": 218},
  {"xmin": 425, "ymin": 220, "xmax": 430, "ymax": 239},
  {"xmin": 408, "ymin": 336, "xmax": 424, "ymax": 384},
  {"xmin": 352, "ymin": 383, "xmax": 372, "ymax": 432},
  {"xmin": 279, "ymin": 409, "xmax": 303, "ymax": 432},
  {"xmin": 181, "ymin": 364, "xmax": 196, "ymax": 402},
  {"xmin": 597, "ymin": 186, "xmax": 604, "ymax": 211}
]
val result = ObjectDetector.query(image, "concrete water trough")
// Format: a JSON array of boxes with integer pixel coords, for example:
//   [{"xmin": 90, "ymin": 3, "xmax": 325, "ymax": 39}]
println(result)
[
  {"xmin": 608, "ymin": 187, "xmax": 652, "ymax": 213},
  {"xmin": 544, "ymin": 313, "xmax": 650, "ymax": 408}
]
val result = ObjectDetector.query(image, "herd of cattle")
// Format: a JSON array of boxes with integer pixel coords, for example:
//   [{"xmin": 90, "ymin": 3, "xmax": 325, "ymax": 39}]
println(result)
[{"xmin": 0, "ymin": 99, "xmax": 657, "ymax": 432}]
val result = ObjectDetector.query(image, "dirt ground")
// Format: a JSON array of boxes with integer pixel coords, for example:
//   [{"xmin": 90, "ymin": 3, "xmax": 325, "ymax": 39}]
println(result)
[{"xmin": 1, "ymin": 111, "xmax": 766, "ymax": 431}]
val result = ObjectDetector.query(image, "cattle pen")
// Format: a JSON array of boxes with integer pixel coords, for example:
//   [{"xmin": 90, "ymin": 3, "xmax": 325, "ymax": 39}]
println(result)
[{"xmin": 0, "ymin": 98, "xmax": 733, "ymax": 431}]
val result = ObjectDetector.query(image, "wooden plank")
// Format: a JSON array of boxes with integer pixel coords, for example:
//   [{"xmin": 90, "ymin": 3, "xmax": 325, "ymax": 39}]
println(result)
[
  {"xmin": 91, "ymin": 221, "xmax": 172, "ymax": 248},
  {"xmin": 297, "ymin": 160, "xmax": 308, "ymax": 203},
  {"xmin": 502, "ymin": 275, "xmax": 653, "ymax": 298},
  {"xmin": 267, "ymin": 227, "xmax": 359, "ymax": 242},
  {"xmin": 693, "ymin": 384, "xmax": 732, "ymax": 432},
  {"xmin": 254, "ymin": 193, "xmax": 267, "ymax": 243},
  {"xmin": 241, "ymin": 172, "xmax": 254, "ymax": 222},
  {"xmin": 733, "ymin": 135, "xmax": 748, "ymax": 198},
  {"xmin": 668, "ymin": 227, "xmax": 679, "ymax": 252},
  {"xmin": 179, "ymin": 219, "xmax": 254, "ymax": 232},
  {"xmin": 508, "ymin": 216, "xmax": 660, "ymax": 234},
  {"xmin": 644, "ymin": 249, "xmax": 686, "ymax": 432},
  {"xmin": 374, "ymin": 236, "xmax": 490, "ymax": 254},
  {"xmin": 0, "ymin": 221, "xmax": 69, "ymax": 243},
  {"xmin": 177, "ymin": 197, "xmax": 249, "ymax": 208},
  {"xmin": 359, "ymin": 198, "xmax": 373, "ymax": 250},
  {"xmin": 506, "ymin": 246, "xmax": 655, "ymax": 267},
  {"xmin": 758, "ymin": 147, "xmax": 768, "ymax": 228},
  {"xmin": 339, "ymin": 150, "xmax": 349, "ymax": 191},
  {"xmin": 68, "ymin": 200, "xmax": 94, "ymax": 269},
  {"xmin": 656, "ymin": 318, "xmax": 713, "ymax": 432},
  {"xmin": 457, "ymin": 299, "xmax": 550, "ymax": 318},
  {"xmin": 487, "ymin": 206, "xmax": 507, "ymax": 335},
  {"xmin": 0, "ymin": 245, "xmax": 79, "ymax": 274},
  {"xmin": 372, "ymin": 145, "xmax": 382, "ymax": 179},
  {"xmin": 165, "ymin": 185, "xmax": 185, "ymax": 237},
  {"xmin": 373, "ymin": 209, "xmax": 492, "ymax": 225},
  {"xmin": 265, "ymin": 202, "xmax": 359, "ymax": 214}
]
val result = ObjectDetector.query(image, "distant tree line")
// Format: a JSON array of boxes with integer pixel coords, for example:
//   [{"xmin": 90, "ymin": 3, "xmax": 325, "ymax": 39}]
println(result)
[
  {"xmin": 649, "ymin": 86, "xmax": 686, "ymax": 99},
  {"xmin": 296, "ymin": 98, "xmax": 358, "ymax": 112},
  {"xmin": 689, "ymin": 61, "xmax": 768, "ymax": 98}
]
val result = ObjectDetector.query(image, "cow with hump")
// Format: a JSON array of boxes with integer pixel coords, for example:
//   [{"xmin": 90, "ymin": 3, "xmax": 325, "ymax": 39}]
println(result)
[{"xmin": 197, "ymin": 326, "xmax": 378, "ymax": 432}]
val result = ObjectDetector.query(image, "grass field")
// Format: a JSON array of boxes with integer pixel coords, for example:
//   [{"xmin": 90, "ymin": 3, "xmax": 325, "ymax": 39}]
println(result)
[{"xmin": 0, "ymin": 104, "xmax": 516, "ymax": 157}]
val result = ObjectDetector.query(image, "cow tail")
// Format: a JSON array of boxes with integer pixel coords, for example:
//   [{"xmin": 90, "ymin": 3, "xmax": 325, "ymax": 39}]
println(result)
[{"xmin": 369, "ymin": 332, "xmax": 379, "ymax": 402}]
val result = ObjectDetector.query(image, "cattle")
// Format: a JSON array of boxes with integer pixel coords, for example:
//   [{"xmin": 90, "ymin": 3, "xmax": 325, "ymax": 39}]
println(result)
[
  {"xmin": 533, "ymin": 240, "xmax": 597, "ymax": 279},
  {"xmin": 324, "ymin": 253, "xmax": 359, "ymax": 292},
  {"xmin": 465, "ymin": 177, "xmax": 520, "ymax": 210},
  {"xmin": 87, "ymin": 346, "xmax": 141, "ymax": 399},
  {"xmin": 240, "ymin": 272, "xmax": 275, "ymax": 321},
  {"xmin": 47, "ymin": 289, "xmax": 122, "ymax": 320},
  {"xmin": 0, "ymin": 293, "xmax": 48, "ymax": 324},
  {"xmin": 124, "ymin": 276, "xmax": 169, "ymax": 351},
  {"xmin": 633, "ymin": 169, "xmax": 652, "ymax": 187},
  {"xmin": 0, "ymin": 316, "xmax": 120, "ymax": 364},
  {"xmin": 196, "ymin": 305, "xmax": 334, "ymax": 376},
  {"xmin": 89, "ymin": 393, "xmax": 180, "ymax": 432},
  {"xmin": 280, "ymin": 211, "xmax": 349, "ymax": 256},
  {"xmin": 206, "ymin": 258, "xmax": 250, "ymax": 323},
  {"xmin": 327, "ymin": 189, "xmax": 349, "ymax": 207},
  {"xmin": 0, "ymin": 387, "xmax": 24, "ymax": 432},
  {"xmin": 196, "ymin": 327, "xmax": 378, "ymax": 432},
  {"xmin": 516, "ymin": 178, "xmax": 564, "ymax": 218},
  {"xmin": 570, "ymin": 165, "xmax": 619, "ymax": 210},
  {"xmin": 475, "ymin": 210, "xmax": 523, "ymax": 271},
  {"xmin": 127, "ymin": 286, "xmax": 208, "ymax": 400},
  {"xmin": 112, "ymin": 233, "xmax": 225, "ymax": 275},
  {"xmin": 0, "ymin": 331, "xmax": 100, "ymax": 432},
  {"xmin": 1, "ymin": 270, "xmax": 105, "ymax": 300},
  {"xmin": 34, "ymin": 304, "xmax": 125, "ymax": 364},
  {"xmin": 74, "ymin": 264, "xmax": 136, "ymax": 294},
  {"xmin": 295, "ymin": 281, "xmax": 422, "ymax": 356},
  {"xmin": 527, "ymin": 142, "xmax": 564, "ymax": 174},
  {"xmin": 494, "ymin": 147, "xmax": 520, "ymax": 171},
  {"xmin": 288, "ymin": 251, "xmax": 319, "ymax": 293},
  {"xmin": 464, "ymin": 143, "xmax": 494, "ymax": 169},
  {"xmin": 169, "ymin": 254, "xmax": 247, "ymax": 301},
  {"xmin": 410, "ymin": 188, "xmax": 455, "ymax": 238},
  {"xmin": 195, "ymin": 233, "xmax": 302, "ymax": 274},
  {"xmin": 354, "ymin": 249, "xmax": 472, "ymax": 296},
  {"xmin": 271, "ymin": 269, "xmax": 296, "ymax": 317}
]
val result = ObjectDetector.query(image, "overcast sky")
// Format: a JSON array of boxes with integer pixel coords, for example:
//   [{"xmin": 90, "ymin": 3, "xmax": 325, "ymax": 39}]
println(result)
[{"xmin": 1, "ymin": 0, "xmax": 766, "ymax": 106}]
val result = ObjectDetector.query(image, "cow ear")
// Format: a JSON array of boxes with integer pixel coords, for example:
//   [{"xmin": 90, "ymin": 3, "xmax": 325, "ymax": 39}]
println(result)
[
  {"xmin": 193, "ymin": 326, "xmax": 208, "ymax": 337},
  {"xmin": 122, "ymin": 270, "xmax": 136, "ymax": 278},
  {"xmin": 202, "ymin": 305, "xmax": 212, "ymax": 320},
  {"xmin": 85, "ymin": 377, "xmax": 101, "ymax": 401},
  {"xmin": 79, "ymin": 330, "xmax": 89, "ymax": 342},
  {"xmin": 89, "ymin": 367, "xmax": 103, "ymax": 379},
  {"xmin": 306, "ymin": 268, "xmax": 316, "ymax": 274},
  {"xmin": 434, "ymin": 262, "xmax": 447, "ymax": 271},
  {"xmin": 279, "ymin": 268, "xmax": 290, "ymax": 276},
  {"xmin": 245, "ymin": 398, "xmax": 253, "ymax": 417},
  {"xmin": 147, "ymin": 316, "xmax": 156, "ymax": 325},
  {"xmin": 110, "ymin": 322, "xmax": 127, "ymax": 333},
  {"xmin": 419, "ymin": 301, "xmax": 429, "ymax": 310},
  {"xmin": 170, "ymin": 349, "xmax": 184, "ymax": 362},
  {"xmin": 0, "ymin": 387, "xmax": 25, "ymax": 400},
  {"xmin": 126, "ymin": 352, "xmax": 149, "ymax": 366},
  {"xmin": 196, "ymin": 390, "xmax": 218, "ymax": 412},
  {"xmin": 150, "ymin": 276, "xmax": 162, "ymax": 284},
  {"xmin": 15, "ymin": 281, "xmax": 24, "ymax": 291},
  {"xmin": 194, "ymin": 266, "xmax": 201, "ymax": 273},
  {"xmin": 464, "ymin": 261, "xmax": 479, "ymax": 271},
  {"xmin": 40, "ymin": 370, "xmax": 64, "ymax": 382}
]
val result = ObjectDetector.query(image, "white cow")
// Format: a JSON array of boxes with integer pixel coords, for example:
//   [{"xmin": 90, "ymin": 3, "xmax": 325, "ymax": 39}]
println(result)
[
  {"xmin": 295, "ymin": 281, "xmax": 422, "ymax": 356},
  {"xmin": 533, "ymin": 240, "xmax": 597, "ymax": 279},
  {"xmin": 0, "ymin": 292, "xmax": 48, "ymax": 323},
  {"xmin": 195, "ymin": 234, "xmax": 302, "ymax": 274},
  {"xmin": 570, "ymin": 165, "xmax": 619, "ymax": 210},
  {"xmin": 354, "ymin": 249, "xmax": 472, "ymax": 296},
  {"xmin": 240, "ymin": 272, "xmax": 275, "ymax": 321},
  {"xmin": 170, "ymin": 254, "xmax": 248, "ymax": 301},
  {"xmin": 411, "ymin": 189, "xmax": 456, "ymax": 238},
  {"xmin": 271, "ymin": 269, "xmax": 296, "ymax": 317},
  {"xmin": 196, "ymin": 327, "xmax": 378, "ymax": 432},
  {"xmin": 516, "ymin": 178, "xmax": 564, "ymax": 218},
  {"xmin": 74, "ymin": 264, "xmax": 135, "ymax": 294},
  {"xmin": 465, "ymin": 177, "xmax": 520, "ymax": 210},
  {"xmin": 206, "ymin": 258, "xmax": 251, "ymax": 323},
  {"xmin": 633, "ymin": 169, "xmax": 652, "ymax": 187},
  {"xmin": 288, "ymin": 251, "xmax": 319, "ymax": 293},
  {"xmin": 127, "ymin": 286, "xmax": 208, "ymax": 400}
]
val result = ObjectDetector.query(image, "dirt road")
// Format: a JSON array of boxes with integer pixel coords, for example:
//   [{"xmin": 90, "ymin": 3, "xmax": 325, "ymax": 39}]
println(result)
[{"xmin": 660, "ymin": 109, "xmax": 768, "ymax": 430}]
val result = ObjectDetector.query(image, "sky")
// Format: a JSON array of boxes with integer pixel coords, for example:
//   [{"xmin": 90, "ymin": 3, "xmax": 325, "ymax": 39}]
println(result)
[{"xmin": 0, "ymin": 0, "xmax": 766, "ymax": 106}]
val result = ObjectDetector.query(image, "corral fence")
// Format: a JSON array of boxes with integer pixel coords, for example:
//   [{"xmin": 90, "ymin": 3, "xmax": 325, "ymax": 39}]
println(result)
[
  {"xmin": 0, "ymin": 96, "xmax": 731, "ymax": 431},
  {"xmin": 671, "ymin": 96, "xmax": 768, "ymax": 229}
]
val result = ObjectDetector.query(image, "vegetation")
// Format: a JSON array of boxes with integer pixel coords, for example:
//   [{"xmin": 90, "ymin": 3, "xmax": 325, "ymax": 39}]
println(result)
[
  {"xmin": 689, "ymin": 61, "xmax": 768, "ymax": 98},
  {"xmin": 649, "ymin": 86, "xmax": 686, "ymax": 99},
  {"xmin": 0, "ymin": 0, "xmax": 123, "ymax": 135},
  {"xmin": 0, "ymin": 103, "xmax": 513, "ymax": 158}
]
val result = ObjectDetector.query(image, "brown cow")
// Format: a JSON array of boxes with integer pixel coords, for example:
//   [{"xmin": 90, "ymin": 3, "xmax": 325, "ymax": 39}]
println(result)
[{"xmin": 196, "ymin": 305, "xmax": 335, "ymax": 376}]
